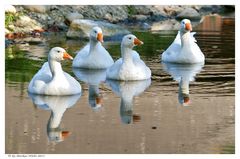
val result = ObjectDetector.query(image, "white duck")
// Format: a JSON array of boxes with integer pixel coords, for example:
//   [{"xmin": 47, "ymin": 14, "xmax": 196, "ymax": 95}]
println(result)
[
  {"xmin": 28, "ymin": 47, "xmax": 81, "ymax": 95},
  {"xmin": 28, "ymin": 93, "xmax": 81, "ymax": 142},
  {"xmin": 72, "ymin": 26, "xmax": 114, "ymax": 69},
  {"xmin": 161, "ymin": 19, "xmax": 205, "ymax": 64},
  {"xmin": 106, "ymin": 79, "xmax": 151, "ymax": 124},
  {"xmin": 106, "ymin": 34, "xmax": 151, "ymax": 81},
  {"xmin": 73, "ymin": 68, "xmax": 106, "ymax": 111},
  {"xmin": 162, "ymin": 62, "xmax": 204, "ymax": 106}
]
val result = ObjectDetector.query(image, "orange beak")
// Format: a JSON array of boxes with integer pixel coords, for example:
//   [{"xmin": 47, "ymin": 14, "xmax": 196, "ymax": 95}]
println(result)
[
  {"xmin": 134, "ymin": 38, "xmax": 143, "ymax": 46},
  {"xmin": 63, "ymin": 52, "xmax": 73, "ymax": 60},
  {"xmin": 97, "ymin": 33, "xmax": 104, "ymax": 43},
  {"xmin": 61, "ymin": 131, "xmax": 70, "ymax": 139},
  {"xmin": 183, "ymin": 97, "xmax": 190, "ymax": 105},
  {"xmin": 96, "ymin": 96, "xmax": 102, "ymax": 105},
  {"xmin": 185, "ymin": 23, "xmax": 192, "ymax": 31}
]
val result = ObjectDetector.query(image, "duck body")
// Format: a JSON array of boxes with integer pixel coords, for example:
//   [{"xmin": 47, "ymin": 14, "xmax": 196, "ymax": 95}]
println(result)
[
  {"xmin": 72, "ymin": 27, "xmax": 114, "ymax": 69},
  {"xmin": 161, "ymin": 19, "xmax": 205, "ymax": 64},
  {"xmin": 107, "ymin": 34, "xmax": 151, "ymax": 81},
  {"xmin": 28, "ymin": 47, "xmax": 81, "ymax": 95},
  {"xmin": 73, "ymin": 43, "xmax": 114, "ymax": 69}
]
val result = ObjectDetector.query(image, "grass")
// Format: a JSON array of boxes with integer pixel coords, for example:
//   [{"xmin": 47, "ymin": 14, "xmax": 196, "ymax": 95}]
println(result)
[
  {"xmin": 5, "ymin": 12, "xmax": 16, "ymax": 26},
  {"xmin": 5, "ymin": 11, "xmax": 25, "ymax": 30}
]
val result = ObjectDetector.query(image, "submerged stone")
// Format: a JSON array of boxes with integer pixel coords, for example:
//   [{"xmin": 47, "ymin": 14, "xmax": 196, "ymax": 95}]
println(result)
[{"xmin": 66, "ymin": 19, "xmax": 130, "ymax": 39}]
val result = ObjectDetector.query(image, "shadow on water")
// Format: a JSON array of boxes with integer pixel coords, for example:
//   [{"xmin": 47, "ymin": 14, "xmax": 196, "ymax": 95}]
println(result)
[
  {"xmin": 106, "ymin": 79, "xmax": 151, "ymax": 124},
  {"xmin": 5, "ymin": 14, "xmax": 235, "ymax": 154},
  {"xmin": 28, "ymin": 93, "xmax": 81, "ymax": 143},
  {"xmin": 162, "ymin": 62, "xmax": 204, "ymax": 106},
  {"xmin": 72, "ymin": 68, "xmax": 106, "ymax": 111}
]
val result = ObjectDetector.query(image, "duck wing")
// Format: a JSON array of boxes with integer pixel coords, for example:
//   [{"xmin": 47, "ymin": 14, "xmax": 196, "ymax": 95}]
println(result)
[
  {"xmin": 28, "ymin": 62, "xmax": 52, "ymax": 94},
  {"xmin": 72, "ymin": 43, "xmax": 90, "ymax": 67}
]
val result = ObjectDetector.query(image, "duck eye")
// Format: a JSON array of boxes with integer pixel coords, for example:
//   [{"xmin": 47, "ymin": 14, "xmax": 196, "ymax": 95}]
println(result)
[
  {"xmin": 128, "ymin": 37, "xmax": 132, "ymax": 40},
  {"xmin": 94, "ymin": 30, "xmax": 97, "ymax": 33},
  {"xmin": 57, "ymin": 50, "xmax": 60, "ymax": 53}
]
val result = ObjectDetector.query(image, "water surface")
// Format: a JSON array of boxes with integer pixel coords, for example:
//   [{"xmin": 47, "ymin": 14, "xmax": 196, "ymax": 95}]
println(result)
[{"xmin": 5, "ymin": 15, "xmax": 235, "ymax": 154}]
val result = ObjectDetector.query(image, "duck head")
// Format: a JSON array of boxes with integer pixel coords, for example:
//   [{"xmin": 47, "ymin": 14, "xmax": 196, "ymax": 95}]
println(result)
[
  {"xmin": 48, "ymin": 130, "xmax": 71, "ymax": 142},
  {"xmin": 180, "ymin": 19, "xmax": 192, "ymax": 32},
  {"xmin": 90, "ymin": 26, "xmax": 104, "ymax": 43},
  {"xmin": 178, "ymin": 93, "xmax": 190, "ymax": 106},
  {"xmin": 48, "ymin": 47, "xmax": 73, "ymax": 62},
  {"xmin": 121, "ymin": 34, "xmax": 143, "ymax": 49}
]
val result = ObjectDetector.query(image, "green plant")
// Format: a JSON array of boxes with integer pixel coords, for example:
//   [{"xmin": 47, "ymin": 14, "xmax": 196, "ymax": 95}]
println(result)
[
  {"xmin": 5, "ymin": 11, "xmax": 25, "ymax": 27},
  {"xmin": 127, "ymin": 5, "xmax": 137, "ymax": 15},
  {"xmin": 5, "ymin": 12, "xmax": 15, "ymax": 26}
]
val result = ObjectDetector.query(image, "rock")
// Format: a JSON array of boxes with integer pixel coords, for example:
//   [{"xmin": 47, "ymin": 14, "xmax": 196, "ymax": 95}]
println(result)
[
  {"xmin": 20, "ymin": 37, "xmax": 44, "ymax": 45},
  {"xmin": 37, "ymin": 14, "xmax": 48, "ymax": 21},
  {"xmin": 141, "ymin": 23, "xmax": 151, "ymax": 30},
  {"xmin": 132, "ymin": 5, "xmax": 168, "ymax": 21},
  {"xmin": 95, "ymin": 6, "xmax": 128, "ymax": 22},
  {"xmin": 15, "ymin": 15, "xmax": 43, "ymax": 33},
  {"xmin": 72, "ymin": 5, "xmax": 128, "ymax": 23},
  {"xmin": 22, "ymin": 5, "xmax": 49, "ymax": 13},
  {"xmin": 67, "ymin": 19, "xmax": 130, "ymax": 39},
  {"xmin": 163, "ymin": 5, "xmax": 184, "ymax": 16},
  {"xmin": 6, "ymin": 5, "xmax": 231, "ymax": 36},
  {"xmin": 8, "ymin": 25, "xmax": 15, "ymax": 31},
  {"xmin": 15, "ymin": 16, "xmax": 32, "ymax": 26},
  {"xmin": 151, "ymin": 19, "xmax": 180, "ymax": 31},
  {"xmin": 5, "ymin": 28, "xmax": 10, "ymax": 34},
  {"xmin": 5, "ymin": 5, "xmax": 16, "ymax": 13},
  {"xmin": 132, "ymin": 15, "xmax": 148, "ymax": 21},
  {"xmin": 47, "ymin": 8, "xmax": 68, "ymax": 26},
  {"xmin": 176, "ymin": 8, "xmax": 201, "ymax": 20},
  {"xmin": 104, "ymin": 13, "xmax": 113, "ymax": 22},
  {"xmin": 57, "ymin": 22, "xmax": 69, "ymax": 31},
  {"xmin": 131, "ymin": 5, "xmax": 151, "ymax": 15},
  {"xmin": 199, "ymin": 5, "xmax": 224, "ymax": 14},
  {"xmin": 151, "ymin": 19, "xmax": 200, "ymax": 31},
  {"xmin": 66, "ymin": 12, "xmax": 84, "ymax": 23}
]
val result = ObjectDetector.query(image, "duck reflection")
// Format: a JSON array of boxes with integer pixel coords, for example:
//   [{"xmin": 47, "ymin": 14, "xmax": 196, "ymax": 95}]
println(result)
[
  {"xmin": 162, "ymin": 62, "xmax": 204, "ymax": 106},
  {"xmin": 106, "ymin": 79, "xmax": 151, "ymax": 124},
  {"xmin": 28, "ymin": 93, "xmax": 81, "ymax": 142},
  {"xmin": 73, "ymin": 68, "xmax": 106, "ymax": 111}
]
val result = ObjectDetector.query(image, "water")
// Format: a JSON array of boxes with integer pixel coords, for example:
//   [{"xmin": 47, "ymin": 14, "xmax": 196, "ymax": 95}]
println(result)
[{"xmin": 5, "ymin": 15, "xmax": 235, "ymax": 154}]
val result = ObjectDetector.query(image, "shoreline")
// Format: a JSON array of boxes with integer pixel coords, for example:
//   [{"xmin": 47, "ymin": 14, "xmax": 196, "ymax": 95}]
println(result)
[{"xmin": 5, "ymin": 5, "xmax": 234, "ymax": 39}]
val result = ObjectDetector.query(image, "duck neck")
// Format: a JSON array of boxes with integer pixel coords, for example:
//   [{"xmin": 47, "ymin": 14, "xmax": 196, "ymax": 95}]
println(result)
[
  {"xmin": 180, "ymin": 31, "xmax": 191, "ymax": 49},
  {"xmin": 89, "ymin": 85, "xmax": 99, "ymax": 97},
  {"xmin": 121, "ymin": 93, "xmax": 133, "ymax": 110},
  {"xmin": 89, "ymin": 39, "xmax": 100, "ymax": 53},
  {"xmin": 48, "ymin": 59, "xmax": 64, "ymax": 79},
  {"xmin": 120, "ymin": 96, "xmax": 133, "ymax": 124},
  {"xmin": 121, "ymin": 99, "xmax": 133, "ymax": 110},
  {"xmin": 121, "ymin": 45, "xmax": 133, "ymax": 64},
  {"xmin": 179, "ymin": 77, "xmax": 190, "ymax": 95},
  {"xmin": 48, "ymin": 107, "xmax": 66, "ymax": 129}
]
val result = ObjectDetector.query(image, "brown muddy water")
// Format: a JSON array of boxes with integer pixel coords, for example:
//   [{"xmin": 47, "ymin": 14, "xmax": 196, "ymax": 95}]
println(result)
[{"xmin": 5, "ymin": 15, "xmax": 235, "ymax": 154}]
